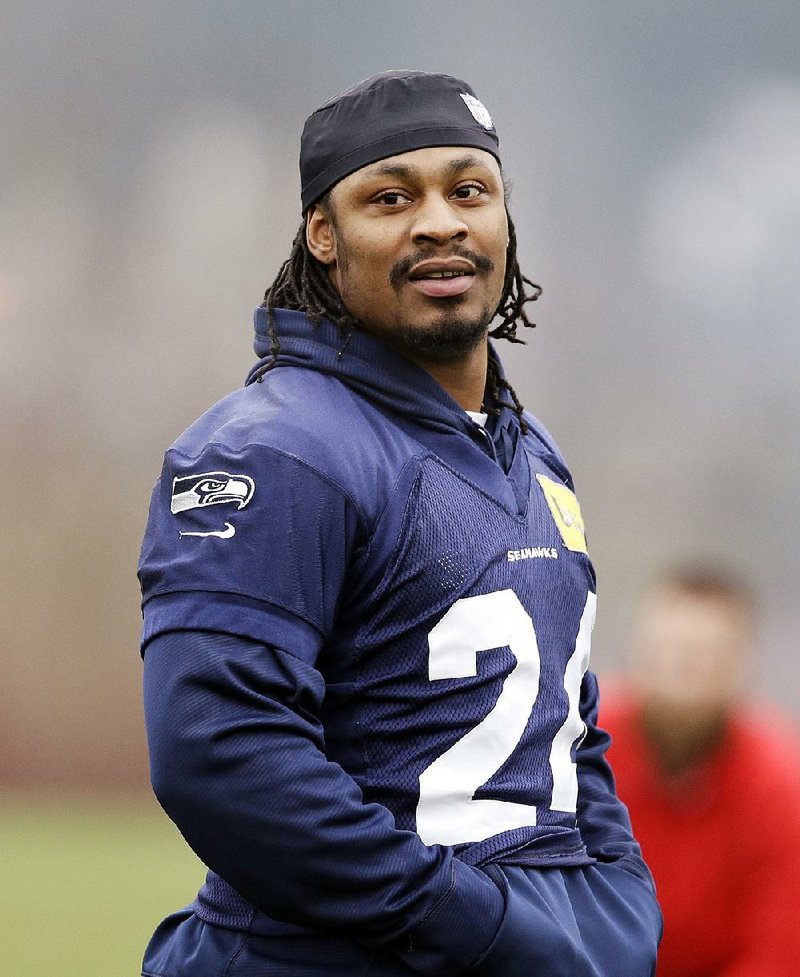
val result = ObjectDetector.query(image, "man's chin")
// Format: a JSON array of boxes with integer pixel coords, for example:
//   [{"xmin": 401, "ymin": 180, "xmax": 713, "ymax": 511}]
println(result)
[{"xmin": 391, "ymin": 310, "xmax": 491, "ymax": 362}]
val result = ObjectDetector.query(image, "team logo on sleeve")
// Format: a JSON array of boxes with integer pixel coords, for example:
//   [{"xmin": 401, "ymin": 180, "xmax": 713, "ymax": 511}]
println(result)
[
  {"xmin": 170, "ymin": 471, "xmax": 255, "ymax": 514},
  {"xmin": 535, "ymin": 474, "xmax": 588, "ymax": 554}
]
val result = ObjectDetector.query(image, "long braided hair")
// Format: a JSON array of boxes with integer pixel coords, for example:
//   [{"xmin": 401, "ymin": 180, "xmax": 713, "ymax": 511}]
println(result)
[{"xmin": 256, "ymin": 198, "xmax": 541, "ymax": 431}]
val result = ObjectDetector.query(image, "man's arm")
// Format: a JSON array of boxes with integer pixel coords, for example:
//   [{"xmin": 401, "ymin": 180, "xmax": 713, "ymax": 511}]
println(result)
[
  {"xmin": 140, "ymin": 433, "xmax": 507, "ymax": 975},
  {"xmin": 144, "ymin": 628, "xmax": 504, "ymax": 976},
  {"xmin": 575, "ymin": 672, "xmax": 657, "ymax": 868}
]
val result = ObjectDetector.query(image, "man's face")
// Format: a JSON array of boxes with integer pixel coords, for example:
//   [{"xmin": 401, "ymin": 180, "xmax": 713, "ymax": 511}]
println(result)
[
  {"xmin": 306, "ymin": 146, "xmax": 509, "ymax": 362},
  {"xmin": 632, "ymin": 588, "xmax": 750, "ymax": 718}
]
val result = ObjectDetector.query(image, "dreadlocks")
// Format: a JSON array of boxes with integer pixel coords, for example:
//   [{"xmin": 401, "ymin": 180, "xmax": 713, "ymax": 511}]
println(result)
[{"xmin": 256, "ymin": 199, "xmax": 541, "ymax": 432}]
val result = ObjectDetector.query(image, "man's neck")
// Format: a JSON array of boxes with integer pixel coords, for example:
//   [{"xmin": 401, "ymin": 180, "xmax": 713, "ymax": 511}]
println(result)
[{"xmin": 405, "ymin": 344, "xmax": 489, "ymax": 412}]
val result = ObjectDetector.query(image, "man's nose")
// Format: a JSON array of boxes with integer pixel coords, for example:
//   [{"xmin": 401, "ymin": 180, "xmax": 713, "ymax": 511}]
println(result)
[{"xmin": 411, "ymin": 194, "xmax": 469, "ymax": 246}]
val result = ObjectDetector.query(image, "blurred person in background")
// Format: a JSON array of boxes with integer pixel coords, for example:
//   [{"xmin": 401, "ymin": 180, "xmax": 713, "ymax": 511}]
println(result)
[{"xmin": 601, "ymin": 563, "xmax": 800, "ymax": 977}]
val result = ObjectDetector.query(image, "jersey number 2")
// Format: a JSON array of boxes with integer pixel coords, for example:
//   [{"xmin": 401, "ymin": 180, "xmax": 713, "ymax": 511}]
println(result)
[{"xmin": 416, "ymin": 589, "xmax": 596, "ymax": 846}]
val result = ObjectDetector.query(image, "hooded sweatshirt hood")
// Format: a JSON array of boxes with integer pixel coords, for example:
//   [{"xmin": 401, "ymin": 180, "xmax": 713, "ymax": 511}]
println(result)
[{"xmin": 246, "ymin": 307, "xmax": 522, "ymax": 472}]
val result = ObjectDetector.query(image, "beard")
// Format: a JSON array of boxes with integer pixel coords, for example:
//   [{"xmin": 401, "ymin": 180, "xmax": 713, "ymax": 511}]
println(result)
[{"xmin": 387, "ymin": 300, "xmax": 494, "ymax": 362}]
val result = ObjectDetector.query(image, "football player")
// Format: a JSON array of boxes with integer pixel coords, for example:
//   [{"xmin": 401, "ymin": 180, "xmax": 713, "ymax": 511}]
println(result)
[{"xmin": 138, "ymin": 70, "xmax": 662, "ymax": 976}]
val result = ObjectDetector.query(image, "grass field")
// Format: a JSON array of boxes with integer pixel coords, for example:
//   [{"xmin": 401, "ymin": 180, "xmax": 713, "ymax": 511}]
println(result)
[{"xmin": 2, "ymin": 792, "xmax": 206, "ymax": 976}]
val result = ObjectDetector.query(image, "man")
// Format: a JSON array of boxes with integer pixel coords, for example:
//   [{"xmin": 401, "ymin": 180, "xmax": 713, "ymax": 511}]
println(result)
[
  {"xmin": 601, "ymin": 564, "xmax": 800, "ymax": 977},
  {"xmin": 138, "ymin": 70, "xmax": 661, "ymax": 976}
]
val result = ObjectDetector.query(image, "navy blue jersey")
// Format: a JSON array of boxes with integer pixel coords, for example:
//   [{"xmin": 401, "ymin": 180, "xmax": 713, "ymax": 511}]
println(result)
[{"xmin": 138, "ymin": 309, "xmax": 660, "ymax": 974}]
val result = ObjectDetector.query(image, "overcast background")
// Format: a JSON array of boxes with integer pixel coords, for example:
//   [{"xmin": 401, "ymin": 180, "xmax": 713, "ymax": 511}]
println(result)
[{"xmin": 2, "ymin": 0, "xmax": 799, "ymax": 788}]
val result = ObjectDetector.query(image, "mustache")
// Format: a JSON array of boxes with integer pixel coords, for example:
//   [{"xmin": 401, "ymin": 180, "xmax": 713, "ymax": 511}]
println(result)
[{"xmin": 389, "ymin": 246, "xmax": 495, "ymax": 292}]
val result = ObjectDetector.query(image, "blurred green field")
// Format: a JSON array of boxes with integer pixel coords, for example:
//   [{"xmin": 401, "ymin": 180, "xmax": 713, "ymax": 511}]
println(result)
[{"xmin": 2, "ymin": 792, "xmax": 206, "ymax": 976}]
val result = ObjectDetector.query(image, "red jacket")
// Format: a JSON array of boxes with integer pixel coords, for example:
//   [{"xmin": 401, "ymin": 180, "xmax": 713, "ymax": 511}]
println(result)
[{"xmin": 600, "ymin": 686, "xmax": 800, "ymax": 977}]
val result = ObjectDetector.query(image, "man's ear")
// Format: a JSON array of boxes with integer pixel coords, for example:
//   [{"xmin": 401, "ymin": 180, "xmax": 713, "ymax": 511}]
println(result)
[{"xmin": 306, "ymin": 204, "xmax": 337, "ymax": 265}]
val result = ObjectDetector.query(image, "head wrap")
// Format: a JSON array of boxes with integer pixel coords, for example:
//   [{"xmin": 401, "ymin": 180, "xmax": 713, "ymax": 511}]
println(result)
[{"xmin": 299, "ymin": 70, "xmax": 500, "ymax": 212}]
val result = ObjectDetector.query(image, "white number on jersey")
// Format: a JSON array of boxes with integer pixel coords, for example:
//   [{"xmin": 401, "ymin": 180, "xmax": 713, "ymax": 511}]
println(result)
[{"xmin": 416, "ymin": 589, "xmax": 596, "ymax": 846}]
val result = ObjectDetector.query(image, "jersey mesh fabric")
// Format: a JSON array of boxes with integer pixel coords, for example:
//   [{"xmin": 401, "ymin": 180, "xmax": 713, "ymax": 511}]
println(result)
[{"xmin": 327, "ymin": 454, "xmax": 595, "ymax": 866}]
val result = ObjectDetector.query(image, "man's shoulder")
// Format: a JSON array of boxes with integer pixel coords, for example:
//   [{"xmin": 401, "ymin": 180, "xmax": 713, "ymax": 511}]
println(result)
[
  {"xmin": 520, "ymin": 410, "xmax": 573, "ymax": 484},
  {"xmin": 171, "ymin": 370, "xmax": 365, "ymax": 455},
  {"xmin": 728, "ymin": 707, "xmax": 800, "ymax": 777},
  {"xmin": 165, "ymin": 368, "xmax": 417, "ymax": 513}
]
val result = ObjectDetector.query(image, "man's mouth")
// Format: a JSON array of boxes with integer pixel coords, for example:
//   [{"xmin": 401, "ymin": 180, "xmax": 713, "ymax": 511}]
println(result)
[{"xmin": 408, "ymin": 259, "xmax": 477, "ymax": 298}]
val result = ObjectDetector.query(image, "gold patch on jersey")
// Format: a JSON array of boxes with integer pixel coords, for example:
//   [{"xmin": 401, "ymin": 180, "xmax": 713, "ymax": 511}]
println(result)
[{"xmin": 536, "ymin": 474, "xmax": 588, "ymax": 554}]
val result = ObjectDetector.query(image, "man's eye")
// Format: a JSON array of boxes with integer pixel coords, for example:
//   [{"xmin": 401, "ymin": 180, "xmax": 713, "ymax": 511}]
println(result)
[
  {"xmin": 375, "ymin": 190, "xmax": 411, "ymax": 207},
  {"xmin": 374, "ymin": 191, "xmax": 411, "ymax": 206},
  {"xmin": 451, "ymin": 184, "xmax": 484, "ymax": 200}
]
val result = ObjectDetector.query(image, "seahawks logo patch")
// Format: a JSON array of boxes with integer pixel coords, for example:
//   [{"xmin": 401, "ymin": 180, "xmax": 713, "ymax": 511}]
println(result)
[{"xmin": 171, "ymin": 471, "xmax": 255, "ymax": 514}]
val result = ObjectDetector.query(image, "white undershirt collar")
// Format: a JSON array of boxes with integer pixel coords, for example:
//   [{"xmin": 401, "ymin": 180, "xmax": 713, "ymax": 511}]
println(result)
[{"xmin": 465, "ymin": 410, "xmax": 489, "ymax": 428}]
